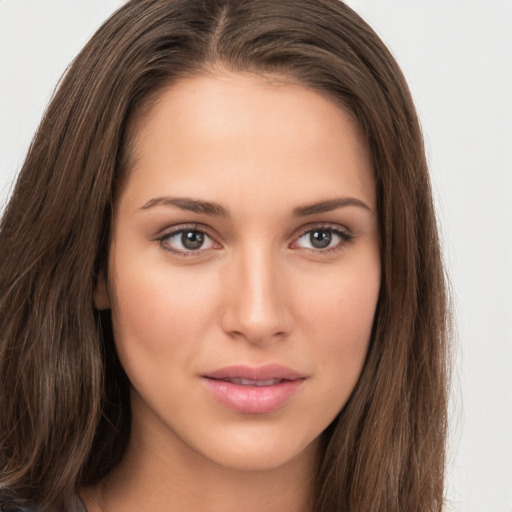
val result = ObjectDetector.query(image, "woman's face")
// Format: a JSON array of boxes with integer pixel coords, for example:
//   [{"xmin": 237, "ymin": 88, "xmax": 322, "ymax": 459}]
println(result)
[{"xmin": 99, "ymin": 71, "xmax": 380, "ymax": 471}]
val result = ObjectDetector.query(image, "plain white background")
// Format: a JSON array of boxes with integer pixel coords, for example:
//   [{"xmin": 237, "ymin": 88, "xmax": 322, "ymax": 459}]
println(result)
[{"xmin": 1, "ymin": 1, "xmax": 511, "ymax": 511}]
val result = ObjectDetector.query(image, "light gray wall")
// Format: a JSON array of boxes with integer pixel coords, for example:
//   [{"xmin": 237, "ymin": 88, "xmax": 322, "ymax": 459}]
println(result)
[
  {"xmin": 1, "ymin": 1, "xmax": 511, "ymax": 511},
  {"xmin": 343, "ymin": 3, "xmax": 512, "ymax": 511}
]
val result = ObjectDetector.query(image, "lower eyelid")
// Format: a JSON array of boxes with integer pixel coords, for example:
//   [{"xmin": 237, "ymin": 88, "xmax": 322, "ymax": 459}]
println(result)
[
  {"xmin": 157, "ymin": 225, "xmax": 353, "ymax": 254},
  {"xmin": 158, "ymin": 228, "xmax": 217, "ymax": 253},
  {"xmin": 292, "ymin": 227, "xmax": 354, "ymax": 250},
  {"xmin": 296, "ymin": 226, "xmax": 352, "ymax": 240}
]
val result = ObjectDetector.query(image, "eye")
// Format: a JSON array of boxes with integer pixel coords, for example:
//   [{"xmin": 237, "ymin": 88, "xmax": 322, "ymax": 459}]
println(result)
[
  {"xmin": 292, "ymin": 226, "xmax": 353, "ymax": 252},
  {"xmin": 159, "ymin": 227, "xmax": 217, "ymax": 254}
]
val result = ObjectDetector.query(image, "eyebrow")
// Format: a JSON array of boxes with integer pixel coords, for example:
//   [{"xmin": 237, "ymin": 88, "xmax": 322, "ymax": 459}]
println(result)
[
  {"xmin": 292, "ymin": 197, "xmax": 372, "ymax": 216},
  {"xmin": 138, "ymin": 196, "xmax": 372, "ymax": 217},
  {"xmin": 139, "ymin": 197, "xmax": 229, "ymax": 217}
]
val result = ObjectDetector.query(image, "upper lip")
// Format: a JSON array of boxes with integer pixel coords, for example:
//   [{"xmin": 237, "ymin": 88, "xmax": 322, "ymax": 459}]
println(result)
[{"xmin": 202, "ymin": 364, "xmax": 305, "ymax": 381}]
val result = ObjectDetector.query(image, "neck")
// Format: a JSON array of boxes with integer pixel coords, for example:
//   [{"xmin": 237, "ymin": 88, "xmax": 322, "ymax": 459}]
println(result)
[
  {"xmin": 83, "ymin": 400, "xmax": 319, "ymax": 512},
  {"xmin": 101, "ymin": 450, "xmax": 316, "ymax": 512}
]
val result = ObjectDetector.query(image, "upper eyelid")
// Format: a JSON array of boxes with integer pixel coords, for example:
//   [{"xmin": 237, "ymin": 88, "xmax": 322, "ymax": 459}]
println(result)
[
  {"xmin": 290, "ymin": 224, "xmax": 355, "ymax": 252},
  {"xmin": 157, "ymin": 226, "xmax": 219, "ymax": 256},
  {"xmin": 157, "ymin": 224, "xmax": 218, "ymax": 247},
  {"xmin": 157, "ymin": 223, "xmax": 213, "ymax": 238},
  {"xmin": 157, "ymin": 221, "xmax": 349, "ymax": 235},
  {"xmin": 156, "ymin": 222, "xmax": 352, "ymax": 247},
  {"xmin": 292, "ymin": 222, "xmax": 351, "ymax": 239}
]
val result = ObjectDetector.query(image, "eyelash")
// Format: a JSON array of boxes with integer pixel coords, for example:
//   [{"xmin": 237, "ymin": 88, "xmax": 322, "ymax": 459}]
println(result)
[
  {"xmin": 157, "ymin": 224, "xmax": 217, "ymax": 257},
  {"xmin": 293, "ymin": 224, "xmax": 355, "ymax": 254},
  {"xmin": 156, "ymin": 223, "xmax": 354, "ymax": 256}
]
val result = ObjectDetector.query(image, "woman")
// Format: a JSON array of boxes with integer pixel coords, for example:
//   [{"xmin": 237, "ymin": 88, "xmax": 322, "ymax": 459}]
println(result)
[{"xmin": 0, "ymin": 0, "xmax": 450, "ymax": 511}]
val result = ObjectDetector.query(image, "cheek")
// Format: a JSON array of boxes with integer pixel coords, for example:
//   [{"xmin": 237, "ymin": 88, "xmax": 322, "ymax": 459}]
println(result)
[
  {"xmin": 301, "ymin": 259, "xmax": 380, "ymax": 399},
  {"xmin": 107, "ymin": 256, "xmax": 219, "ymax": 374},
  {"xmin": 315, "ymin": 286, "xmax": 376, "ymax": 365},
  {"xmin": 302, "ymin": 253, "xmax": 379, "ymax": 340}
]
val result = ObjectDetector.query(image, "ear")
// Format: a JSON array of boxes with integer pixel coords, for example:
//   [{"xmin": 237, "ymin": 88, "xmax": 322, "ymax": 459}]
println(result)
[{"xmin": 94, "ymin": 270, "xmax": 111, "ymax": 310}]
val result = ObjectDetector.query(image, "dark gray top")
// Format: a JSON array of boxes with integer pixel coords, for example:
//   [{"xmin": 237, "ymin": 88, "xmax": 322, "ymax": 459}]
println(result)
[{"xmin": 0, "ymin": 494, "xmax": 87, "ymax": 512}]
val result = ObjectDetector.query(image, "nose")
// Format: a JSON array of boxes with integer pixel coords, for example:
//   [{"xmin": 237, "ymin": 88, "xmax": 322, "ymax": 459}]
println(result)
[{"xmin": 220, "ymin": 245, "xmax": 293, "ymax": 345}]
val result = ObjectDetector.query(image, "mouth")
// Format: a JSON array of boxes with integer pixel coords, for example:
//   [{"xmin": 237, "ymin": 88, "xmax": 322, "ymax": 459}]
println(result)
[
  {"xmin": 202, "ymin": 364, "xmax": 306, "ymax": 414},
  {"xmin": 203, "ymin": 363, "xmax": 305, "ymax": 382},
  {"xmin": 214, "ymin": 377, "xmax": 286, "ymax": 386}
]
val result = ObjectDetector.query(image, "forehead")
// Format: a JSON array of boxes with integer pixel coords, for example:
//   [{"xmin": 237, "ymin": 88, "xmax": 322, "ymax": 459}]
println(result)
[{"xmin": 120, "ymin": 71, "xmax": 375, "ymax": 213}]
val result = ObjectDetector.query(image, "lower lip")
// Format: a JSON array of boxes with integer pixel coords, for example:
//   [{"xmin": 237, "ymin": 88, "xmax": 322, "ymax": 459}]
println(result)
[{"xmin": 203, "ymin": 378, "xmax": 304, "ymax": 414}]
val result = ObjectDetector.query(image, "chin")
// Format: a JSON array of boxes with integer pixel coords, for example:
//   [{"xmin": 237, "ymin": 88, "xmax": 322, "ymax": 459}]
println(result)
[{"xmin": 189, "ymin": 426, "xmax": 321, "ymax": 473}]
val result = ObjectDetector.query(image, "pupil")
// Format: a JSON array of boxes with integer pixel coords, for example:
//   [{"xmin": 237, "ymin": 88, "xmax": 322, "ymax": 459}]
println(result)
[
  {"xmin": 182, "ymin": 231, "xmax": 204, "ymax": 250},
  {"xmin": 310, "ymin": 230, "xmax": 331, "ymax": 249}
]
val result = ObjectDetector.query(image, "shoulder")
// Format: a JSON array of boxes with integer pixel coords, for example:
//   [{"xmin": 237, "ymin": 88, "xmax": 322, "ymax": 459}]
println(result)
[
  {"xmin": 0, "ymin": 499, "xmax": 86, "ymax": 512},
  {"xmin": 0, "ymin": 503, "xmax": 32, "ymax": 512},
  {"xmin": 0, "ymin": 502, "xmax": 37, "ymax": 512}
]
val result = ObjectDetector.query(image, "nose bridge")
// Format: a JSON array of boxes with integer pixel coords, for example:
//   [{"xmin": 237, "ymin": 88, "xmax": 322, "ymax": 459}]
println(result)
[{"xmin": 221, "ymin": 240, "xmax": 290, "ymax": 344}]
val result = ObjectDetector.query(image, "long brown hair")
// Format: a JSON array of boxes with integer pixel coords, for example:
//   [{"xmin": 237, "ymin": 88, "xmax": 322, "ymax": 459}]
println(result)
[{"xmin": 0, "ymin": 1, "xmax": 450, "ymax": 510}]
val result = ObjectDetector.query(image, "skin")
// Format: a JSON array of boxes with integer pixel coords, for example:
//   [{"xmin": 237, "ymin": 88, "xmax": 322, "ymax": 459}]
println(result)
[{"xmin": 87, "ymin": 71, "xmax": 381, "ymax": 512}]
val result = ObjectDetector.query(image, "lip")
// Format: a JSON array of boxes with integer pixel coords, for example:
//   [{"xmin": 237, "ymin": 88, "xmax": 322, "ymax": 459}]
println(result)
[{"xmin": 202, "ymin": 364, "xmax": 306, "ymax": 414}]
